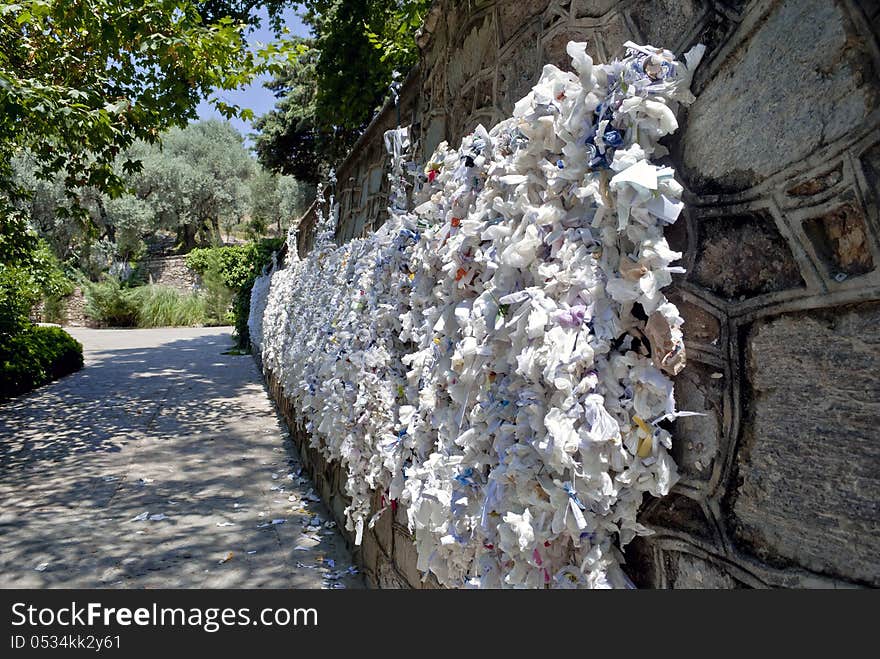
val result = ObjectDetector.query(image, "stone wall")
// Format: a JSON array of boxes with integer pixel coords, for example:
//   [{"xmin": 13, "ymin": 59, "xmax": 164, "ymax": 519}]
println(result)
[
  {"xmin": 261, "ymin": 364, "xmax": 440, "ymax": 589},
  {"xmin": 56, "ymin": 287, "xmax": 89, "ymax": 327},
  {"xmin": 32, "ymin": 287, "xmax": 91, "ymax": 327},
  {"xmin": 138, "ymin": 255, "xmax": 200, "ymax": 290},
  {"xmin": 274, "ymin": 0, "xmax": 880, "ymax": 588}
]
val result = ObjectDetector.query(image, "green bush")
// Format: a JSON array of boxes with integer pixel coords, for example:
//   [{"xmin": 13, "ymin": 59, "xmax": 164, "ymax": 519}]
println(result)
[
  {"xmin": 41, "ymin": 294, "xmax": 68, "ymax": 325},
  {"xmin": 0, "ymin": 264, "xmax": 40, "ymax": 336},
  {"xmin": 0, "ymin": 237, "xmax": 73, "ymax": 335},
  {"xmin": 185, "ymin": 239, "xmax": 282, "ymax": 290},
  {"xmin": 83, "ymin": 277, "xmax": 139, "ymax": 326},
  {"xmin": 233, "ymin": 285, "xmax": 253, "ymax": 349},
  {"xmin": 196, "ymin": 249, "xmax": 235, "ymax": 326},
  {"xmin": 0, "ymin": 325, "xmax": 84, "ymax": 398},
  {"xmin": 186, "ymin": 239, "xmax": 282, "ymax": 345}
]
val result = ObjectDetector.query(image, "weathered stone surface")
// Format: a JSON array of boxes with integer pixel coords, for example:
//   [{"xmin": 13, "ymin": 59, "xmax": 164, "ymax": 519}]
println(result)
[
  {"xmin": 376, "ymin": 560, "xmax": 410, "ymax": 589},
  {"xmin": 786, "ymin": 163, "xmax": 844, "ymax": 198},
  {"xmin": 859, "ymin": 141, "xmax": 880, "ymax": 206},
  {"xmin": 628, "ymin": 0, "xmax": 707, "ymax": 55},
  {"xmin": 138, "ymin": 255, "xmax": 199, "ymax": 290},
  {"xmin": 423, "ymin": 114, "xmax": 448, "ymax": 158},
  {"xmin": 623, "ymin": 536, "xmax": 660, "ymax": 588},
  {"xmin": 473, "ymin": 75, "xmax": 495, "ymax": 114},
  {"xmin": 34, "ymin": 286, "xmax": 90, "ymax": 327},
  {"xmin": 572, "ymin": 0, "xmax": 618, "ymax": 19},
  {"xmin": 679, "ymin": 0, "xmax": 874, "ymax": 192},
  {"xmin": 360, "ymin": 530, "xmax": 380, "ymax": 575},
  {"xmin": 692, "ymin": 212, "xmax": 804, "ymax": 299},
  {"xmin": 671, "ymin": 363, "xmax": 724, "ymax": 481},
  {"xmin": 393, "ymin": 526, "xmax": 422, "ymax": 588},
  {"xmin": 371, "ymin": 493, "xmax": 394, "ymax": 556},
  {"xmin": 497, "ymin": 0, "xmax": 549, "ymax": 45},
  {"xmin": 733, "ymin": 304, "xmax": 880, "ymax": 585},
  {"xmin": 497, "ymin": 26, "xmax": 541, "ymax": 113},
  {"xmin": 447, "ymin": 13, "xmax": 496, "ymax": 95},
  {"xmin": 662, "ymin": 551, "xmax": 747, "ymax": 588},
  {"xmin": 643, "ymin": 493, "xmax": 715, "ymax": 542},
  {"xmin": 541, "ymin": 26, "xmax": 597, "ymax": 72},
  {"xmin": 665, "ymin": 288, "xmax": 721, "ymax": 344},
  {"xmin": 663, "ymin": 209, "xmax": 689, "ymax": 255},
  {"xmin": 593, "ymin": 10, "xmax": 635, "ymax": 60},
  {"xmin": 802, "ymin": 201, "xmax": 875, "ymax": 278}
]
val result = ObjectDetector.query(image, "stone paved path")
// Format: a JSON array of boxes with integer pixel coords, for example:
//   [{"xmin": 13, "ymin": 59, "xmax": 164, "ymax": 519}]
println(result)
[{"xmin": 0, "ymin": 327, "xmax": 363, "ymax": 589}]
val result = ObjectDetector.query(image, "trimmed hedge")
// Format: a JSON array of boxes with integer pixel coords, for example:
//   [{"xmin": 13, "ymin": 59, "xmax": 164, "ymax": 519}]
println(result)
[
  {"xmin": 185, "ymin": 239, "xmax": 282, "ymax": 347},
  {"xmin": 0, "ymin": 325, "xmax": 84, "ymax": 398},
  {"xmin": 185, "ymin": 239, "xmax": 282, "ymax": 290}
]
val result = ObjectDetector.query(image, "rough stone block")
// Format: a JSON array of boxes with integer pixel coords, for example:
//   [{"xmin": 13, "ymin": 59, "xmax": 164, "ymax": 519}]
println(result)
[
  {"xmin": 662, "ymin": 551, "xmax": 747, "ymax": 588},
  {"xmin": 859, "ymin": 142, "xmax": 880, "ymax": 206},
  {"xmin": 642, "ymin": 492, "xmax": 715, "ymax": 542},
  {"xmin": 785, "ymin": 162, "xmax": 844, "ymax": 199},
  {"xmin": 376, "ymin": 560, "xmax": 410, "ymax": 589},
  {"xmin": 419, "ymin": 572, "xmax": 443, "ymax": 589},
  {"xmin": 594, "ymin": 11, "xmax": 636, "ymax": 60},
  {"xmin": 393, "ymin": 526, "xmax": 423, "ymax": 588},
  {"xmin": 692, "ymin": 211, "xmax": 804, "ymax": 299},
  {"xmin": 497, "ymin": 0, "xmax": 550, "ymax": 45},
  {"xmin": 367, "ymin": 165, "xmax": 383, "ymax": 194},
  {"xmin": 628, "ymin": 0, "xmax": 707, "ymax": 55},
  {"xmin": 572, "ymin": 0, "xmax": 619, "ymax": 19},
  {"xmin": 360, "ymin": 530, "xmax": 380, "ymax": 575},
  {"xmin": 623, "ymin": 536, "xmax": 661, "ymax": 588},
  {"xmin": 423, "ymin": 114, "xmax": 448, "ymax": 159},
  {"xmin": 497, "ymin": 26, "xmax": 541, "ymax": 113},
  {"xmin": 329, "ymin": 492, "xmax": 351, "ymax": 539},
  {"xmin": 371, "ymin": 494, "xmax": 394, "ymax": 556},
  {"xmin": 671, "ymin": 363, "xmax": 724, "ymax": 481},
  {"xmin": 732, "ymin": 304, "xmax": 880, "ymax": 585},
  {"xmin": 802, "ymin": 201, "xmax": 874, "ymax": 278},
  {"xmin": 473, "ymin": 75, "xmax": 494, "ymax": 114},
  {"xmin": 447, "ymin": 13, "xmax": 495, "ymax": 94},
  {"xmin": 540, "ymin": 26, "xmax": 597, "ymax": 73},
  {"xmin": 665, "ymin": 288, "xmax": 722, "ymax": 345},
  {"xmin": 679, "ymin": 0, "xmax": 874, "ymax": 192}
]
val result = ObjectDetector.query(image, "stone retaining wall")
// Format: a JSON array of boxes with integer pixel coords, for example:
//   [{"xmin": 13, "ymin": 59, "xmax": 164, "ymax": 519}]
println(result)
[
  {"xmin": 138, "ymin": 255, "xmax": 200, "ymax": 290},
  {"xmin": 260, "ymin": 359, "xmax": 433, "ymax": 588},
  {"xmin": 272, "ymin": 0, "xmax": 880, "ymax": 588}
]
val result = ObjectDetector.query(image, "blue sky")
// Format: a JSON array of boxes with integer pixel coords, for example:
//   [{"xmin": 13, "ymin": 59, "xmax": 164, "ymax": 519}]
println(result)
[{"xmin": 195, "ymin": 6, "xmax": 311, "ymax": 147}]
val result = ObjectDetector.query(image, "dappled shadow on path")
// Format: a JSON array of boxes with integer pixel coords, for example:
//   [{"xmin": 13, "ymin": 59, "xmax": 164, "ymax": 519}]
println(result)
[{"xmin": 0, "ymin": 329, "xmax": 362, "ymax": 589}]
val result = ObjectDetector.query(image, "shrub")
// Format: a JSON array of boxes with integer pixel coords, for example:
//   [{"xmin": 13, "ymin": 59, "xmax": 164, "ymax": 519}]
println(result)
[
  {"xmin": 186, "ymin": 239, "xmax": 282, "ymax": 345},
  {"xmin": 0, "ymin": 238, "xmax": 73, "ymax": 335},
  {"xmin": 83, "ymin": 277, "xmax": 139, "ymax": 326},
  {"xmin": 84, "ymin": 278, "xmax": 209, "ymax": 328},
  {"xmin": 0, "ymin": 325, "xmax": 84, "ymax": 398},
  {"xmin": 41, "ymin": 294, "xmax": 68, "ymax": 325},
  {"xmin": 127, "ymin": 286, "xmax": 207, "ymax": 328},
  {"xmin": 185, "ymin": 239, "xmax": 281, "ymax": 290},
  {"xmin": 0, "ymin": 264, "xmax": 40, "ymax": 336},
  {"xmin": 196, "ymin": 249, "xmax": 235, "ymax": 326}
]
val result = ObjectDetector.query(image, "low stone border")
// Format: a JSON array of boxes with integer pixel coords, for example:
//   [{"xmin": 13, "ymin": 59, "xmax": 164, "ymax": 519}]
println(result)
[{"xmin": 255, "ymin": 352, "xmax": 441, "ymax": 589}]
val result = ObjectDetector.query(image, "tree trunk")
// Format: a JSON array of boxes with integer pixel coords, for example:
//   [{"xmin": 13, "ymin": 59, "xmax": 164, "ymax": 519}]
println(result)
[
  {"xmin": 177, "ymin": 223, "xmax": 197, "ymax": 253},
  {"xmin": 211, "ymin": 217, "xmax": 222, "ymax": 245},
  {"xmin": 95, "ymin": 196, "xmax": 115, "ymax": 243}
]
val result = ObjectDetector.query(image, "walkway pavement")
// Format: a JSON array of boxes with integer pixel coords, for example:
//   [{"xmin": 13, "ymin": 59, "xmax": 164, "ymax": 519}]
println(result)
[{"xmin": 0, "ymin": 327, "xmax": 362, "ymax": 589}]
